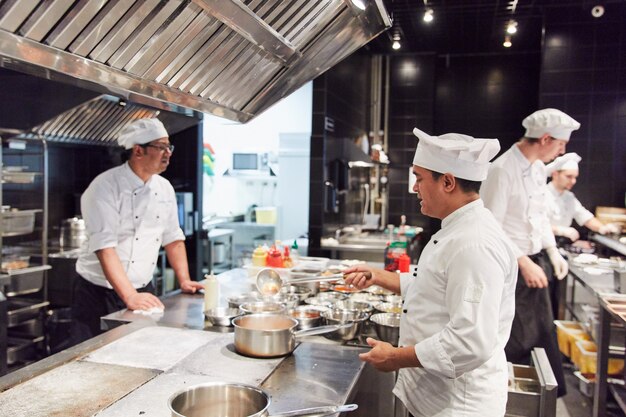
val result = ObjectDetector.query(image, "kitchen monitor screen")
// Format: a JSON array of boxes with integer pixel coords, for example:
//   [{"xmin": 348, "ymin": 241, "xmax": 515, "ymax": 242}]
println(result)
[{"xmin": 233, "ymin": 153, "xmax": 258, "ymax": 170}]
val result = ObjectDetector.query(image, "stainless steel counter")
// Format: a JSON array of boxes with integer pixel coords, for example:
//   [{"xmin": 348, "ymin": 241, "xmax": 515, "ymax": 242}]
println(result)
[{"xmin": 0, "ymin": 268, "xmax": 368, "ymax": 416}]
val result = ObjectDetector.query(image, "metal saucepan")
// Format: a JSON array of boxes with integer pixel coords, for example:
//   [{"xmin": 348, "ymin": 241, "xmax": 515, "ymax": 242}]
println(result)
[
  {"xmin": 232, "ymin": 313, "xmax": 351, "ymax": 358},
  {"xmin": 168, "ymin": 381, "xmax": 358, "ymax": 417}
]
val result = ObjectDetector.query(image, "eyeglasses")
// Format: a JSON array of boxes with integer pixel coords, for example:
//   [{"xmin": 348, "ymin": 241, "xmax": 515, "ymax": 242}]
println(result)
[{"xmin": 141, "ymin": 143, "xmax": 175, "ymax": 153}]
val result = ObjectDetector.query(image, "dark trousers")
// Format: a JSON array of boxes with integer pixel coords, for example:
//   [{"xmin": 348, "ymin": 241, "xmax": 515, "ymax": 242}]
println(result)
[
  {"xmin": 505, "ymin": 251, "xmax": 567, "ymax": 397},
  {"xmin": 70, "ymin": 275, "xmax": 155, "ymax": 345}
]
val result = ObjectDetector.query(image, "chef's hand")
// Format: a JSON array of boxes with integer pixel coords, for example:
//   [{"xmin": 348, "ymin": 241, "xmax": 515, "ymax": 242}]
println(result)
[
  {"xmin": 546, "ymin": 246, "xmax": 568, "ymax": 280},
  {"xmin": 126, "ymin": 292, "xmax": 164, "ymax": 311},
  {"xmin": 599, "ymin": 223, "xmax": 621, "ymax": 235},
  {"xmin": 343, "ymin": 264, "xmax": 374, "ymax": 289},
  {"xmin": 555, "ymin": 226, "xmax": 580, "ymax": 242},
  {"xmin": 518, "ymin": 256, "xmax": 548, "ymax": 288},
  {"xmin": 359, "ymin": 338, "xmax": 398, "ymax": 372},
  {"xmin": 179, "ymin": 279, "xmax": 205, "ymax": 293}
]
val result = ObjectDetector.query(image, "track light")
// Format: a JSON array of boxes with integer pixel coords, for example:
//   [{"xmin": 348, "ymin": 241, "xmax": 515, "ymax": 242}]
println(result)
[
  {"xmin": 503, "ymin": 35, "xmax": 512, "ymax": 48},
  {"xmin": 506, "ymin": 20, "xmax": 518, "ymax": 34},
  {"xmin": 423, "ymin": 8, "xmax": 434, "ymax": 23},
  {"xmin": 350, "ymin": 0, "xmax": 367, "ymax": 11}
]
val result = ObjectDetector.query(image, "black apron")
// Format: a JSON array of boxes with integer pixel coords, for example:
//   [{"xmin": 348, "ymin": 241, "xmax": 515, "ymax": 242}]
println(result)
[{"xmin": 504, "ymin": 251, "xmax": 567, "ymax": 397}]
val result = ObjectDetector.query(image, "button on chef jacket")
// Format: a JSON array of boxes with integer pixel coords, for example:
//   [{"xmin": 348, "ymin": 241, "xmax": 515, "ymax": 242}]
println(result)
[
  {"xmin": 480, "ymin": 144, "xmax": 556, "ymax": 258},
  {"xmin": 76, "ymin": 162, "xmax": 185, "ymax": 289},
  {"xmin": 546, "ymin": 182, "xmax": 593, "ymax": 228},
  {"xmin": 394, "ymin": 200, "xmax": 518, "ymax": 417}
]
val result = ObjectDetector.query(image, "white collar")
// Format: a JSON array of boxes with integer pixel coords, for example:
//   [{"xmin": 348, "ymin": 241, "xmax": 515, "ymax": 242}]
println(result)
[{"xmin": 441, "ymin": 199, "xmax": 483, "ymax": 229}]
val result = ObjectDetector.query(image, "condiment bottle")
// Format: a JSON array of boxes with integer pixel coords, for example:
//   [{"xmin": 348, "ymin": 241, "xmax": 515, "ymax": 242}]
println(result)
[
  {"xmin": 204, "ymin": 273, "xmax": 219, "ymax": 310},
  {"xmin": 252, "ymin": 246, "xmax": 267, "ymax": 266},
  {"xmin": 290, "ymin": 240, "xmax": 300, "ymax": 264},
  {"xmin": 266, "ymin": 245, "xmax": 284, "ymax": 268},
  {"xmin": 283, "ymin": 246, "xmax": 293, "ymax": 268},
  {"xmin": 398, "ymin": 253, "xmax": 411, "ymax": 273}
]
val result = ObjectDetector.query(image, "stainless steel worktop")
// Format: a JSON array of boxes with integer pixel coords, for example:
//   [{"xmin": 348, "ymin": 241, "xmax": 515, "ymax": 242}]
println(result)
[{"xmin": 0, "ymin": 268, "xmax": 368, "ymax": 416}]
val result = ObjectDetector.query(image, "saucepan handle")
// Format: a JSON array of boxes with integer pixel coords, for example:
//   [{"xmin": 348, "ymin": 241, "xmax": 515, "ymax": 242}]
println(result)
[
  {"xmin": 293, "ymin": 323, "xmax": 352, "ymax": 338},
  {"xmin": 269, "ymin": 403, "xmax": 358, "ymax": 417}
]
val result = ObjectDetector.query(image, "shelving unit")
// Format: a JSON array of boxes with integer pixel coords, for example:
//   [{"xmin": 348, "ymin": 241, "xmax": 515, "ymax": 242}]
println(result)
[
  {"xmin": 200, "ymin": 228, "xmax": 234, "ymax": 275},
  {"xmin": 0, "ymin": 134, "xmax": 51, "ymax": 375}
]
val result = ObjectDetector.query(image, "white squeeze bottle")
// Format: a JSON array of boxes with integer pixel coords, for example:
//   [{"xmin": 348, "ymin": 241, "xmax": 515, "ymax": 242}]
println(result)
[{"xmin": 204, "ymin": 272, "xmax": 219, "ymax": 311}]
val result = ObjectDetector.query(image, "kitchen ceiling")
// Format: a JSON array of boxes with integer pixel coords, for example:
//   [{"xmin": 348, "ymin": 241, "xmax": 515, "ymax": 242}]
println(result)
[
  {"xmin": 0, "ymin": 0, "xmax": 391, "ymax": 123},
  {"xmin": 366, "ymin": 0, "xmax": 624, "ymax": 54}
]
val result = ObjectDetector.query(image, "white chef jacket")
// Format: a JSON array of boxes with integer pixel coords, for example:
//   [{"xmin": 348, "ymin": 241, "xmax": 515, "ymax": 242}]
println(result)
[
  {"xmin": 394, "ymin": 199, "xmax": 518, "ymax": 417},
  {"xmin": 546, "ymin": 182, "xmax": 594, "ymax": 228},
  {"xmin": 76, "ymin": 162, "xmax": 185, "ymax": 289},
  {"xmin": 480, "ymin": 144, "xmax": 556, "ymax": 258}
]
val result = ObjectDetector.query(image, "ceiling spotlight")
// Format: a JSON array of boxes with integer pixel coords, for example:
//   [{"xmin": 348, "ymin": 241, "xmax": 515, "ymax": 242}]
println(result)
[
  {"xmin": 350, "ymin": 0, "xmax": 367, "ymax": 10},
  {"xmin": 506, "ymin": 20, "xmax": 518, "ymax": 34},
  {"xmin": 591, "ymin": 5, "xmax": 605, "ymax": 18},
  {"xmin": 503, "ymin": 35, "xmax": 512, "ymax": 48},
  {"xmin": 392, "ymin": 40, "xmax": 401, "ymax": 50},
  {"xmin": 423, "ymin": 8, "xmax": 434, "ymax": 23}
]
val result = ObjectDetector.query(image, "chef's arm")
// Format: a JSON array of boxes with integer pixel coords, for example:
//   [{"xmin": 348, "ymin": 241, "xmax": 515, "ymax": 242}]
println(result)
[
  {"xmin": 95, "ymin": 247, "xmax": 164, "ymax": 310},
  {"xmin": 359, "ymin": 338, "xmax": 421, "ymax": 372},
  {"xmin": 343, "ymin": 264, "xmax": 401, "ymax": 294},
  {"xmin": 164, "ymin": 240, "xmax": 204, "ymax": 293}
]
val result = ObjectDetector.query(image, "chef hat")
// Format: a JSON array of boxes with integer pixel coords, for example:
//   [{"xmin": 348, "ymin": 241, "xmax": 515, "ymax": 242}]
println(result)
[
  {"xmin": 546, "ymin": 152, "xmax": 581, "ymax": 175},
  {"xmin": 522, "ymin": 108, "xmax": 580, "ymax": 141},
  {"xmin": 117, "ymin": 118, "xmax": 168, "ymax": 149},
  {"xmin": 412, "ymin": 128, "xmax": 501, "ymax": 181}
]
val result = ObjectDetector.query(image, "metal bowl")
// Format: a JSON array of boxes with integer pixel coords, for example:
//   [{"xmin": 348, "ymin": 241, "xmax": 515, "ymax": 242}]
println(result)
[
  {"xmin": 382, "ymin": 295, "xmax": 403, "ymax": 304},
  {"xmin": 204, "ymin": 307, "xmax": 241, "ymax": 327},
  {"xmin": 321, "ymin": 309, "xmax": 369, "ymax": 341},
  {"xmin": 279, "ymin": 285, "xmax": 312, "ymax": 302},
  {"xmin": 239, "ymin": 301, "xmax": 286, "ymax": 315},
  {"xmin": 349, "ymin": 292, "xmax": 381, "ymax": 304},
  {"xmin": 288, "ymin": 305, "xmax": 329, "ymax": 330},
  {"xmin": 370, "ymin": 313, "xmax": 401, "ymax": 346},
  {"xmin": 269, "ymin": 293, "xmax": 300, "ymax": 310},
  {"xmin": 333, "ymin": 300, "xmax": 373, "ymax": 317},
  {"xmin": 227, "ymin": 293, "xmax": 261, "ymax": 309},
  {"xmin": 374, "ymin": 301, "xmax": 403, "ymax": 314}
]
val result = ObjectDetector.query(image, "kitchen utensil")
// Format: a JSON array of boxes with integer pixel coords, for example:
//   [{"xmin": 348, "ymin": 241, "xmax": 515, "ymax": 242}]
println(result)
[
  {"xmin": 227, "ymin": 293, "xmax": 262, "ymax": 309},
  {"xmin": 239, "ymin": 301, "xmax": 287, "ymax": 315},
  {"xmin": 303, "ymin": 291, "xmax": 348, "ymax": 308},
  {"xmin": 204, "ymin": 307, "xmax": 242, "ymax": 327},
  {"xmin": 168, "ymin": 381, "xmax": 358, "ymax": 417},
  {"xmin": 232, "ymin": 313, "xmax": 351, "ymax": 358},
  {"xmin": 333, "ymin": 300, "xmax": 373, "ymax": 316},
  {"xmin": 256, "ymin": 268, "xmax": 349, "ymax": 296},
  {"xmin": 59, "ymin": 217, "xmax": 87, "ymax": 248},
  {"xmin": 321, "ymin": 309, "xmax": 369, "ymax": 341},
  {"xmin": 369, "ymin": 313, "xmax": 401, "ymax": 346},
  {"xmin": 279, "ymin": 285, "xmax": 312, "ymax": 302},
  {"xmin": 289, "ymin": 306, "xmax": 329, "ymax": 330},
  {"xmin": 373, "ymin": 301, "xmax": 403, "ymax": 314}
]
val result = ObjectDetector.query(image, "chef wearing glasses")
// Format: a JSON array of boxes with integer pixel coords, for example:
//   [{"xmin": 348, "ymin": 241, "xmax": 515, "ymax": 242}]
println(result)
[{"xmin": 71, "ymin": 118, "xmax": 204, "ymax": 343}]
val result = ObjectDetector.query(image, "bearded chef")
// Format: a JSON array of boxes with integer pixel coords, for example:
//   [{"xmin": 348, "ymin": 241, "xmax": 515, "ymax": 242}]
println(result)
[
  {"xmin": 344, "ymin": 128, "xmax": 518, "ymax": 417},
  {"xmin": 71, "ymin": 118, "xmax": 204, "ymax": 343},
  {"xmin": 480, "ymin": 108, "xmax": 580, "ymax": 397},
  {"xmin": 546, "ymin": 152, "xmax": 621, "ymax": 242}
]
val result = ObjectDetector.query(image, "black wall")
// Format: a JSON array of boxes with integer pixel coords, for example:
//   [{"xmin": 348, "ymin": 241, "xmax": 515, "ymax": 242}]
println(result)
[{"xmin": 539, "ymin": 3, "xmax": 626, "ymax": 210}]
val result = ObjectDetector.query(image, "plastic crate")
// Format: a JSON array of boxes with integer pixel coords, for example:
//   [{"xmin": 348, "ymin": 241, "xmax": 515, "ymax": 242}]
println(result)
[
  {"xmin": 571, "ymin": 340, "xmax": 624, "ymax": 375},
  {"xmin": 555, "ymin": 320, "xmax": 591, "ymax": 358}
]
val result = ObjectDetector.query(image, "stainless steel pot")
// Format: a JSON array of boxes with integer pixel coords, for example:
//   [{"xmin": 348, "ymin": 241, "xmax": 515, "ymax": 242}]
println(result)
[
  {"xmin": 321, "ymin": 309, "xmax": 369, "ymax": 341},
  {"xmin": 168, "ymin": 382, "xmax": 358, "ymax": 417},
  {"xmin": 232, "ymin": 314, "xmax": 350, "ymax": 358},
  {"xmin": 59, "ymin": 217, "xmax": 87, "ymax": 249}
]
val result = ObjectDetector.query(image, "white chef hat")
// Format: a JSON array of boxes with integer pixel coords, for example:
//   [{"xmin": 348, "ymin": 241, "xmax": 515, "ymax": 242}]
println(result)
[
  {"xmin": 117, "ymin": 118, "xmax": 168, "ymax": 149},
  {"xmin": 546, "ymin": 152, "xmax": 581, "ymax": 175},
  {"xmin": 412, "ymin": 128, "xmax": 501, "ymax": 181},
  {"xmin": 522, "ymin": 108, "xmax": 580, "ymax": 141}
]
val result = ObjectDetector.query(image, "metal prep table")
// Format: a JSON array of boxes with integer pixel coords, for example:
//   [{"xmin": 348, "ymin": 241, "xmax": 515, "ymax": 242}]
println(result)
[{"xmin": 0, "ymin": 268, "xmax": 374, "ymax": 417}]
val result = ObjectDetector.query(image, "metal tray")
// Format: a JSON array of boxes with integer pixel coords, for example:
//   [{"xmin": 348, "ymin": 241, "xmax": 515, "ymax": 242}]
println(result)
[
  {"xmin": 2, "ymin": 264, "xmax": 51, "ymax": 296},
  {"xmin": 7, "ymin": 336, "xmax": 44, "ymax": 365},
  {"xmin": 7, "ymin": 298, "xmax": 49, "ymax": 327},
  {"xmin": 1, "ymin": 170, "xmax": 38, "ymax": 184},
  {"xmin": 1, "ymin": 209, "xmax": 40, "ymax": 236}
]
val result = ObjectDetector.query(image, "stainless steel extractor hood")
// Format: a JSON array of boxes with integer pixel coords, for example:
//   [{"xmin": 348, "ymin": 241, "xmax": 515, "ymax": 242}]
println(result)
[{"xmin": 0, "ymin": 0, "xmax": 390, "ymax": 123}]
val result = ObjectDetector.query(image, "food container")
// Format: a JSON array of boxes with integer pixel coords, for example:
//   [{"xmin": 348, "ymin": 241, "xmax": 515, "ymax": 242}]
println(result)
[
  {"xmin": 571, "ymin": 340, "xmax": 624, "ymax": 375},
  {"xmin": 227, "ymin": 293, "xmax": 261, "ymax": 309},
  {"xmin": 573, "ymin": 371, "xmax": 594, "ymax": 398},
  {"xmin": 239, "ymin": 301, "xmax": 286, "ymax": 315},
  {"xmin": 168, "ymin": 381, "xmax": 357, "ymax": 417},
  {"xmin": 3, "ymin": 265, "xmax": 51, "ymax": 296},
  {"xmin": 1, "ymin": 209, "xmax": 38, "ymax": 237},
  {"xmin": 370, "ymin": 313, "xmax": 401, "ymax": 346},
  {"xmin": 554, "ymin": 320, "xmax": 591, "ymax": 358},
  {"xmin": 333, "ymin": 300, "xmax": 373, "ymax": 317},
  {"xmin": 59, "ymin": 217, "xmax": 87, "ymax": 248},
  {"xmin": 349, "ymin": 292, "xmax": 381, "ymax": 304},
  {"xmin": 268, "ymin": 293, "xmax": 299, "ymax": 310},
  {"xmin": 321, "ymin": 309, "xmax": 369, "ymax": 341},
  {"xmin": 232, "ymin": 314, "xmax": 350, "ymax": 358},
  {"xmin": 289, "ymin": 306, "xmax": 328, "ymax": 330},
  {"xmin": 204, "ymin": 307, "xmax": 242, "ymax": 327},
  {"xmin": 332, "ymin": 284, "xmax": 361, "ymax": 294},
  {"xmin": 279, "ymin": 285, "xmax": 312, "ymax": 302},
  {"xmin": 373, "ymin": 301, "xmax": 403, "ymax": 314},
  {"xmin": 1, "ymin": 255, "xmax": 30, "ymax": 272},
  {"xmin": 255, "ymin": 207, "xmax": 277, "ymax": 225}
]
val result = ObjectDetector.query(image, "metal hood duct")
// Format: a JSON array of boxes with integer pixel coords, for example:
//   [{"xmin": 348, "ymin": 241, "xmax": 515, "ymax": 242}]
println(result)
[{"xmin": 0, "ymin": 0, "xmax": 390, "ymax": 123}]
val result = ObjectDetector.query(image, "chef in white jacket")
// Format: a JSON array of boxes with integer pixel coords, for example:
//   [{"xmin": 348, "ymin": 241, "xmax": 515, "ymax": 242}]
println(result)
[
  {"xmin": 344, "ymin": 128, "xmax": 518, "ymax": 417},
  {"xmin": 546, "ymin": 152, "xmax": 620, "ymax": 242},
  {"xmin": 480, "ymin": 108, "xmax": 580, "ymax": 397}
]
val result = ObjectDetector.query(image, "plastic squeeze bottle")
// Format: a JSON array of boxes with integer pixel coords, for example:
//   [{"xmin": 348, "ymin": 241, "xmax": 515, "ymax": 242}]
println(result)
[{"xmin": 203, "ymin": 273, "xmax": 219, "ymax": 310}]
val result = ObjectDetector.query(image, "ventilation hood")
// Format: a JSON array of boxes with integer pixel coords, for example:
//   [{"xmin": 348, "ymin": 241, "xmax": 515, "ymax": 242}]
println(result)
[{"xmin": 0, "ymin": 0, "xmax": 390, "ymax": 123}]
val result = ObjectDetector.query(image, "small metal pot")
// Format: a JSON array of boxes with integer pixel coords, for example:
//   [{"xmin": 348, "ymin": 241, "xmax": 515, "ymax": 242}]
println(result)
[
  {"xmin": 370, "ymin": 313, "xmax": 401, "ymax": 346},
  {"xmin": 232, "ymin": 314, "xmax": 350, "ymax": 358},
  {"xmin": 168, "ymin": 382, "xmax": 358, "ymax": 417},
  {"xmin": 288, "ymin": 306, "xmax": 329, "ymax": 330},
  {"xmin": 321, "ymin": 309, "xmax": 369, "ymax": 341},
  {"xmin": 333, "ymin": 300, "xmax": 373, "ymax": 317},
  {"xmin": 279, "ymin": 285, "xmax": 312, "ymax": 302},
  {"xmin": 204, "ymin": 307, "xmax": 242, "ymax": 327}
]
